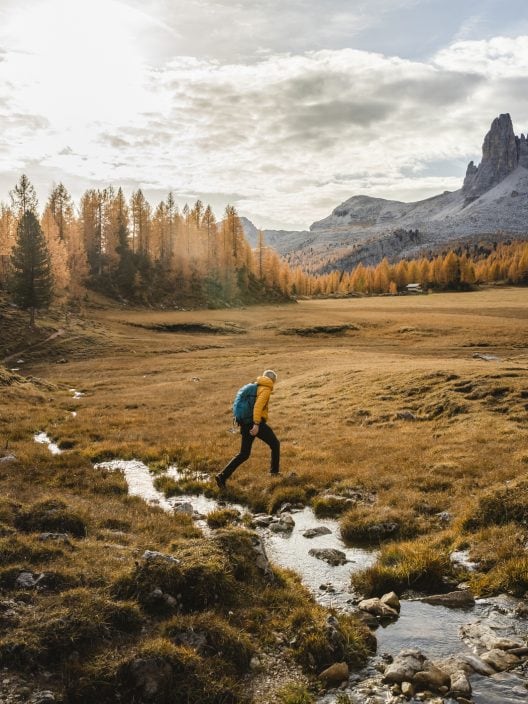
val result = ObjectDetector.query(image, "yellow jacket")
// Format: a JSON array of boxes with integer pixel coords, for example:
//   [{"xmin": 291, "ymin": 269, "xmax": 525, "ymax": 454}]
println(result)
[{"xmin": 253, "ymin": 376, "xmax": 274, "ymax": 423}]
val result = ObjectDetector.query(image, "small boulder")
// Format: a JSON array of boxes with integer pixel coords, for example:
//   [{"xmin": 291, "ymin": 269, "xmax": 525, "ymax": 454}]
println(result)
[
  {"xmin": 30, "ymin": 692, "xmax": 56, "ymax": 704},
  {"xmin": 142, "ymin": 550, "xmax": 180, "ymax": 564},
  {"xmin": 383, "ymin": 649, "xmax": 426, "ymax": 684},
  {"xmin": 420, "ymin": 590, "xmax": 475, "ymax": 608},
  {"xmin": 127, "ymin": 657, "xmax": 173, "ymax": 699},
  {"xmin": 395, "ymin": 410, "xmax": 417, "ymax": 421},
  {"xmin": 309, "ymin": 548, "xmax": 348, "ymax": 566},
  {"xmin": 250, "ymin": 534, "xmax": 275, "ymax": 582},
  {"xmin": 401, "ymin": 681, "xmax": 414, "ymax": 698},
  {"xmin": 303, "ymin": 526, "xmax": 332, "ymax": 538},
  {"xmin": 173, "ymin": 502, "xmax": 193, "ymax": 515},
  {"xmin": 38, "ymin": 532, "xmax": 71, "ymax": 545},
  {"xmin": 480, "ymin": 648, "xmax": 520, "ymax": 671},
  {"xmin": 15, "ymin": 572, "xmax": 44, "ymax": 589},
  {"xmin": 380, "ymin": 591, "xmax": 400, "ymax": 611},
  {"xmin": 269, "ymin": 518, "xmax": 294, "ymax": 533},
  {"xmin": 318, "ymin": 661, "xmax": 349, "ymax": 685},
  {"xmin": 412, "ymin": 662, "xmax": 450, "ymax": 689},
  {"xmin": 450, "ymin": 670, "xmax": 471, "ymax": 697},
  {"xmin": 358, "ymin": 597, "xmax": 398, "ymax": 619}
]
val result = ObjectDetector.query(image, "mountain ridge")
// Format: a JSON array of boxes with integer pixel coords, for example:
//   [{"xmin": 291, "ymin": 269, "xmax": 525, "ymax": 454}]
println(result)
[{"xmin": 243, "ymin": 114, "xmax": 528, "ymax": 271}]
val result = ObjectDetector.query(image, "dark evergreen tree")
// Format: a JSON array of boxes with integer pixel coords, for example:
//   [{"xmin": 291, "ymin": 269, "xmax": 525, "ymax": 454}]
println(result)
[{"xmin": 9, "ymin": 211, "xmax": 53, "ymax": 326}]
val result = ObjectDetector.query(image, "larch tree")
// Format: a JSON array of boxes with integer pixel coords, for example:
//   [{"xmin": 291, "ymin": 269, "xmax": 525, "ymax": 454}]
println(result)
[
  {"xmin": 130, "ymin": 189, "xmax": 151, "ymax": 256},
  {"xmin": 0, "ymin": 203, "xmax": 15, "ymax": 288},
  {"xmin": 41, "ymin": 206, "xmax": 70, "ymax": 292}
]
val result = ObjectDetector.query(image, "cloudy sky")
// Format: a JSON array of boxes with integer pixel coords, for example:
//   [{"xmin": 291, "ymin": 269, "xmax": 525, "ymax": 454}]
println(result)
[{"xmin": 1, "ymin": 0, "xmax": 528, "ymax": 229}]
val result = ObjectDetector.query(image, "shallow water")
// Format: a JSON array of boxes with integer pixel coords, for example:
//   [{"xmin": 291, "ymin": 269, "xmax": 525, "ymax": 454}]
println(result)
[
  {"xmin": 34, "ymin": 432, "xmax": 62, "ymax": 455},
  {"xmin": 472, "ymin": 671, "xmax": 528, "ymax": 703},
  {"xmin": 79, "ymin": 456, "xmax": 528, "ymax": 702},
  {"xmin": 262, "ymin": 507, "xmax": 377, "ymax": 608},
  {"xmin": 376, "ymin": 601, "xmax": 479, "ymax": 657},
  {"xmin": 94, "ymin": 460, "xmax": 245, "ymax": 519}
]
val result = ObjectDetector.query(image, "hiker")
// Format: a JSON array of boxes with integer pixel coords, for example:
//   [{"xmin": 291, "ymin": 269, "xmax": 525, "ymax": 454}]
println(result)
[{"xmin": 216, "ymin": 370, "xmax": 280, "ymax": 488}]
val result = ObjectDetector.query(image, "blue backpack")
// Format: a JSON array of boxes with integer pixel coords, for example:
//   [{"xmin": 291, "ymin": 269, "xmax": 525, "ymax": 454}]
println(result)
[{"xmin": 232, "ymin": 382, "xmax": 258, "ymax": 425}]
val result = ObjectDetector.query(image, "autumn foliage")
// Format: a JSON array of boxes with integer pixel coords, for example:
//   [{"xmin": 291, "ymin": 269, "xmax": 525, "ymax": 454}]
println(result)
[{"xmin": 1, "ymin": 175, "xmax": 528, "ymax": 309}]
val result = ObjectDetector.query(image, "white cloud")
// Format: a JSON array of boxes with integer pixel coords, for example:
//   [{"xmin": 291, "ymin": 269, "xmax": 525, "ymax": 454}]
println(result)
[
  {"xmin": 434, "ymin": 35, "xmax": 528, "ymax": 77},
  {"xmin": 0, "ymin": 4, "xmax": 528, "ymax": 229}
]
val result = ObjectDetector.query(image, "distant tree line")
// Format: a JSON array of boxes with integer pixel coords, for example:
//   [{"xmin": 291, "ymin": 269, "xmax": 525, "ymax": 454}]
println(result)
[
  {"xmin": 1, "ymin": 175, "xmax": 527, "ymax": 324},
  {"xmin": 291, "ymin": 243, "xmax": 528, "ymax": 296}
]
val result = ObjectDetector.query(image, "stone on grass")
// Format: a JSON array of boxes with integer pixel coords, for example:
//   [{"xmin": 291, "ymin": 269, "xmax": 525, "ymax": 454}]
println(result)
[
  {"xmin": 173, "ymin": 502, "xmax": 193, "ymax": 515},
  {"xmin": 38, "ymin": 532, "xmax": 71, "ymax": 544},
  {"xmin": 128, "ymin": 657, "xmax": 173, "ymax": 699},
  {"xmin": 15, "ymin": 572, "xmax": 44, "ymax": 589},
  {"xmin": 142, "ymin": 550, "xmax": 180, "ymax": 564},
  {"xmin": 250, "ymin": 534, "xmax": 275, "ymax": 582},
  {"xmin": 318, "ymin": 661, "xmax": 349, "ymax": 685},
  {"xmin": 30, "ymin": 692, "xmax": 56, "ymax": 704}
]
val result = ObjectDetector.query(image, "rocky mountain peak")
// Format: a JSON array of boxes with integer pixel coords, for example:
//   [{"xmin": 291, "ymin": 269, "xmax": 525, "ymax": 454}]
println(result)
[{"xmin": 462, "ymin": 113, "xmax": 525, "ymax": 199}]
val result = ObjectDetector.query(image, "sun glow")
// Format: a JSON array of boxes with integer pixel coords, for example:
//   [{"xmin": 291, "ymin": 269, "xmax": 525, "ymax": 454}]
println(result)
[{"xmin": 3, "ymin": 0, "xmax": 149, "ymax": 127}]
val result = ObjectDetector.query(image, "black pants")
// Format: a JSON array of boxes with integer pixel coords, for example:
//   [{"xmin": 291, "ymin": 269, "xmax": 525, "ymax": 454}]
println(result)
[{"xmin": 220, "ymin": 421, "xmax": 280, "ymax": 480}]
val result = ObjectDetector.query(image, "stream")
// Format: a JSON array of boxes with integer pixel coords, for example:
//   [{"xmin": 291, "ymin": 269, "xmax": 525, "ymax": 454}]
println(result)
[{"xmin": 35, "ymin": 440, "xmax": 528, "ymax": 703}]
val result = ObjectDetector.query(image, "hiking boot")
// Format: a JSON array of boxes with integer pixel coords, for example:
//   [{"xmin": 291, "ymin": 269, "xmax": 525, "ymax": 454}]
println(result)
[{"xmin": 215, "ymin": 474, "xmax": 226, "ymax": 490}]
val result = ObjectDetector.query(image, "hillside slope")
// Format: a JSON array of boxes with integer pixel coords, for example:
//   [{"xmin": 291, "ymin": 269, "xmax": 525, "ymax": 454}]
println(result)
[{"xmin": 247, "ymin": 114, "xmax": 528, "ymax": 271}]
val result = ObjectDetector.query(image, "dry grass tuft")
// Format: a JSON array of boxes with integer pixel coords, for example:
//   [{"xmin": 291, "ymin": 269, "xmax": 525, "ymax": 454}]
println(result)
[
  {"xmin": 340, "ymin": 505, "xmax": 421, "ymax": 544},
  {"xmin": 14, "ymin": 498, "xmax": 88, "ymax": 537},
  {"xmin": 351, "ymin": 537, "xmax": 452, "ymax": 597},
  {"xmin": 460, "ymin": 477, "xmax": 528, "ymax": 531},
  {"xmin": 206, "ymin": 508, "xmax": 241, "ymax": 529}
]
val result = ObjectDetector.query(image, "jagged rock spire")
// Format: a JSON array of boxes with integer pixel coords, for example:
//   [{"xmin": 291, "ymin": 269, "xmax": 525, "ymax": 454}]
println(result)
[{"xmin": 463, "ymin": 113, "xmax": 522, "ymax": 199}]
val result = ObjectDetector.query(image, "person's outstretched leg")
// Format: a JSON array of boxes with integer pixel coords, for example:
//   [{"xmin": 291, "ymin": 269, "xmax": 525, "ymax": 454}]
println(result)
[
  {"xmin": 217, "ymin": 424, "xmax": 254, "ymax": 485},
  {"xmin": 257, "ymin": 422, "xmax": 280, "ymax": 474}
]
